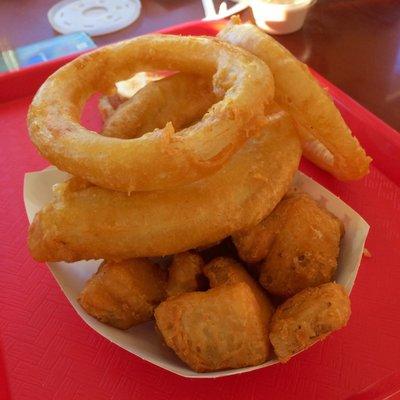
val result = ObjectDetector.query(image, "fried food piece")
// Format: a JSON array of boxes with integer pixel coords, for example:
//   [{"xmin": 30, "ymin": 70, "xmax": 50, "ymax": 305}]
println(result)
[
  {"xmin": 28, "ymin": 106, "xmax": 301, "ymax": 262},
  {"xmin": 219, "ymin": 18, "xmax": 371, "ymax": 180},
  {"xmin": 78, "ymin": 259, "xmax": 166, "ymax": 329},
  {"xmin": 102, "ymin": 73, "xmax": 218, "ymax": 139},
  {"xmin": 98, "ymin": 93, "xmax": 125, "ymax": 121},
  {"xmin": 167, "ymin": 252, "xmax": 205, "ymax": 297},
  {"xmin": 29, "ymin": 34, "xmax": 274, "ymax": 192},
  {"xmin": 233, "ymin": 193, "xmax": 343, "ymax": 297},
  {"xmin": 269, "ymin": 283, "xmax": 351, "ymax": 362},
  {"xmin": 259, "ymin": 194, "xmax": 343, "ymax": 297},
  {"xmin": 203, "ymin": 257, "xmax": 274, "ymax": 361},
  {"xmin": 98, "ymin": 71, "xmax": 161, "ymax": 121},
  {"xmin": 232, "ymin": 214, "xmax": 278, "ymax": 264},
  {"xmin": 232, "ymin": 188, "xmax": 308, "ymax": 264},
  {"xmin": 155, "ymin": 282, "xmax": 269, "ymax": 372},
  {"xmin": 203, "ymin": 257, "xmax": 273, "ymax": 328}
]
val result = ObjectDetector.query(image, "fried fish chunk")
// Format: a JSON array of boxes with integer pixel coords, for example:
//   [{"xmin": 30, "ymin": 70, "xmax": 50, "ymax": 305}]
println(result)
[
  {"xmin": 78, "ymin": 259, "xmax": 166, "ymax": 329},
  {"xmin": 203, "ymin": 257, "xmax": 273, "ymax": 329},
  {"xmin": 233, "ymin": 193, "xmax": 343, "ymax": 297},
  {"xmin": 155, "ymin": 282, "xmax": 269, "ymax": 372},
  {"xmin": 167, "ymin": 252, "xmax": 205, "ymax": 297},
  {"xmin": 232, "ymin": 210, "xmax": 279, "ymax": 264},
  {"xmin": 269, "ymin": 282, "xmax": 351, "ymax": 362}
]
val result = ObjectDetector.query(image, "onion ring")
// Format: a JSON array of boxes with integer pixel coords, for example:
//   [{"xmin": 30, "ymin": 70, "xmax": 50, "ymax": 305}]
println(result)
[
  {"xmin": 28, "ymin": 34, "xmax": 274, "ymax": 192},
  {"xmin": 28, "ymin": 105, "xmax": 301, "ymax": 262},
  {"xmin": 102, "ymin": 73, "xmax": 218, "ymax": 139},
  {"xmin": 218, "ymin": 18, "xmax": 371, "ymax": 180}
]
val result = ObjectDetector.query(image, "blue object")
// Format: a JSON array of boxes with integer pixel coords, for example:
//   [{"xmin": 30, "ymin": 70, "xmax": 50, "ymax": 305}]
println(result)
[{"xmin": 15, "ymin": 32, "xmax": 96, "ymax": 68}]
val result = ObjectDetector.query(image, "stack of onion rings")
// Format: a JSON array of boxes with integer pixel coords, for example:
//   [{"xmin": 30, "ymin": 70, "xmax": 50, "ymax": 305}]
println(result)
[
  {"xmin": 28, "ymin": 34, "xmax": 274, "ymax": 192},
  {"xmin": 28, "ymin": 20, "xmax": 369, "ymax": 263},
  {"xmin": 29, "ymin": 103, "xmax": 301, "ymax": 262}
]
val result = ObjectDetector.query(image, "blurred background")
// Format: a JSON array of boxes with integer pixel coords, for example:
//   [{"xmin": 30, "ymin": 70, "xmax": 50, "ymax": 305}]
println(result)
[{"xmin": 0, "ymin": 0, "xmax": 399, "ymax": 130}]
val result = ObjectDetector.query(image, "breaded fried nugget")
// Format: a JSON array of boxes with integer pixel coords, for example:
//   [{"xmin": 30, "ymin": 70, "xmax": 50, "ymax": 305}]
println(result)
[
  {"xmin": 167, "ymin": 252, "xmax": 205, "ymax": 297},
  {"xmin": 78, "ymin": 259, "xmax": 166, "ymax": 329},
  {"xmin": 203, "ymin": 257, "xmax": 273, "ymax": 329},
  {"xmin": 232, "ymin": 211, "xmax": 279, "ymax": 264},
  {"xmin": 155, "ymin": 282, "xmax": 269, "ymax": 372},
  {"xmin": 234, "ymin": 193, "xmax": 343, "ymax": 297},
  {"xmin": 270, "ymin": 282, "xmax": 351, "ymax": 362}
]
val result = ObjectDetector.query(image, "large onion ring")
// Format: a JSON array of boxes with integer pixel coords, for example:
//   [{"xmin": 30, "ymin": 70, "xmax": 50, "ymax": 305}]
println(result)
[
  {"xmin": 219, "ymin": 18, "xmax": 371, "ymax": 180},
  {"xmin": 28, "ymin": 35, "xmax": 274, "ymax": 192},
  {"xmin": 28, "ymin": 105, "xmax": 301, "ymax": 262},
  {"xmin": 102, "ymin": 73, "xmax": 218, "ymax": 139}
]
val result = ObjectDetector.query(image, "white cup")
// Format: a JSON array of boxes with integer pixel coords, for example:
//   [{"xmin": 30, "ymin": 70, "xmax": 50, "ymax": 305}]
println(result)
[{"xmin": 249, "ymin": 0, "xmax": 317, "ymax": 35}]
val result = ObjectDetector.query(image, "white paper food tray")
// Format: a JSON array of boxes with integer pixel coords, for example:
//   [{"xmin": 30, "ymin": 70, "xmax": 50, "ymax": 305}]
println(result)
[{"xmin": 24, "ymin": 167, "xmax": 369, "ymax": 378}]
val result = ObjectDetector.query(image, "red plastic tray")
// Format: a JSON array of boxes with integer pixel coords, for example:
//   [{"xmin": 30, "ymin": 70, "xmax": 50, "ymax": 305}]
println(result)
[{"xmin": 1, "ymin": 20, "xmax": 400, "ymax": 400}]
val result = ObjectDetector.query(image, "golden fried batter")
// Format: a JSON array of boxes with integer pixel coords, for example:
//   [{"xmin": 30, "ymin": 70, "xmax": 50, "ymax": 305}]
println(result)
[
  {"xmin": 167, "ymin": 252, "xmax": 205, "ymax": 297},
  {"xmin": 203, "ymin": 257, "xmax": 273, "ymax": 329},
  {"xmin": 233, "ymin": 193, "xmax": 343, "ymax": 297},
  {"xmin": 155, "ymin": 282, "xmax": 269, "ymax": 372},
  {"xmin": 98, "ymin": 93, "xmax": 125, "ymax": 121},
  {"xmin": 232, "ymin": 212, "xmax": 278, "ymax": 264},
  {"xmin": 78, "ymin": 259, "xmax": 166, "ymax": 329},
  {"xmin": 269, "ymin": 282, "xmax": 351, "ymax": 362},
  {"xmin": 102, "ymin": 73, "xmax": 217, "ymax": 139},
  {"xmin": 28, "ymin": 110, "xmax": 301, "ymax": 263}
]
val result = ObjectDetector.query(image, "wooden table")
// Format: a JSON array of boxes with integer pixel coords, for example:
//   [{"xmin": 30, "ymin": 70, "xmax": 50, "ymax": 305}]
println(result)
[{"xmin": 1, "ymin": 0, "xmax": 399, "ymax": 130}]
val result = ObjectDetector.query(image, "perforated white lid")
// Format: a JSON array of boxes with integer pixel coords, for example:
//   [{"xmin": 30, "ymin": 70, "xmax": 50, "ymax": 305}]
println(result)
[{"xmin": 48, "ymin": 0, "xmax": 141, "ymax": 37}]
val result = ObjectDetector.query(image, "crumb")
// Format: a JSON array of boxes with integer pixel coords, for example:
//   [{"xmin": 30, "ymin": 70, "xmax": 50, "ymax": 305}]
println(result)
[{"xmin": 363, "ymin": 248, "xmax": 372, "ymax": 258}]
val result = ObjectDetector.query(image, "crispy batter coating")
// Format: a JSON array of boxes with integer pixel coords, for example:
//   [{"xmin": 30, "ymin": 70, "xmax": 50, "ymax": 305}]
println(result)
[
  {"xmin": 232, "ymin": 201, "xmax": 281, "ymax": 264},
  {"xmin": 167, "ymin": 252, "xmax": 205, "ymax": 297},
  {"xmin": 28, "ymin": 108, "xmax": 301, "ymax": 262},
  {"xmin": 102, "ymin": 73, "xmax": 218, "ymax": 139},
  {"xmin": 98, "ymin": 72, "xmax": 161, "ymax": 121},
  {"xmin": 269, "ymin": 282, "xmax": 351, "ymax": 362},
  {"xmin": 78, "ymin": 259, "xmax": 166, "ymax": 329},
  {"xmin": 260, "ymin": 194, "xmax": 343, "ymax": 297},
  {"xmin": 28, "ymin": 35, "xmax": 274, "ymax": 192},
  {"xmin": 233, "ymin": 193, "xmax": 343, "ymax": 297},
  {"xmin": 155, "ymin": 282, "xmax": 269, "ymax": 372},
  {"xmin": 98, "ymin": 93, "xmax": 125, "ymax": 121},
  {"xmin": 219, "ymin": 19, "xmax": 371, "ymax": 180},
  {"xmin": 203, "ymin": 257, "xmax": 273, "ymax": 328}
]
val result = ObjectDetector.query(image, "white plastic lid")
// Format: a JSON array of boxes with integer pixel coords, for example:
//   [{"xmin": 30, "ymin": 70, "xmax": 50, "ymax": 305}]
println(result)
[{"xmin": 48, "ymin": 0, "xmax": 142, "ymax": 37}]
